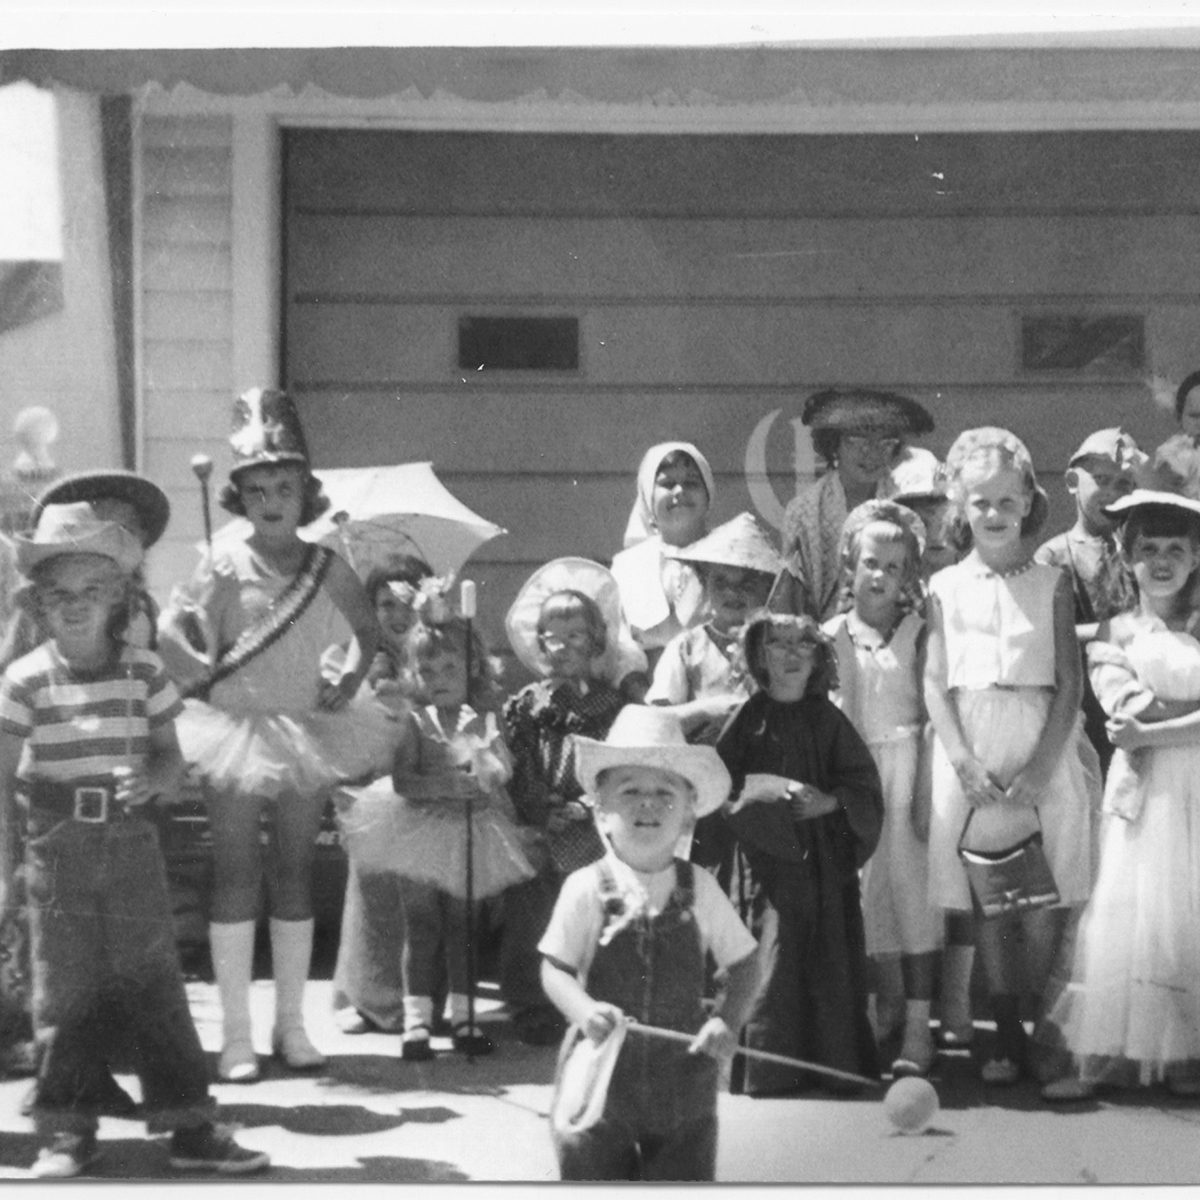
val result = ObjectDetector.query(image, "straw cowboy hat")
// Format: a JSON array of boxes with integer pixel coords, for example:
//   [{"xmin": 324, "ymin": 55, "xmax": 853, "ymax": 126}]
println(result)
[
  {"xmin": 15, "ymin": 501, "xmax": 144, "ymax": 576},
  {"xmin": 574, "ymin": 705, "xmax": 732, "ymax": 818},
  {"xmin": 1104, "ymin": 488, "xmax": 1200, "ymax": 522}
]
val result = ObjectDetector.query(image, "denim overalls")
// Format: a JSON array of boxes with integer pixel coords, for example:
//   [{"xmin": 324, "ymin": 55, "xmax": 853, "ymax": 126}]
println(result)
[
  {"xmin": 22, "ymin": 776, "xmax": 214, "ymax": 1136},
  {"xmin": 552, "ymin": 858, "xmax": 720, "ymax": 1181}
]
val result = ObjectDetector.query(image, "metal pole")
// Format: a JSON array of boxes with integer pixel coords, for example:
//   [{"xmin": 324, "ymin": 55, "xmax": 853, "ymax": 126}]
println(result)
[{"xmin": 460, "ymin": 579, "xmax": 478, "ymax": 1062}]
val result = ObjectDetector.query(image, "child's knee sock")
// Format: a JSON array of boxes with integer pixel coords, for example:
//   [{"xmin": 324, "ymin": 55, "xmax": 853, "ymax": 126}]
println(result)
[
  {"xmin": 899, "ymin": 999, "xmax": 934, "ymax": 1065},
  {"xmin": 404, "ymin": 995, "xmax": 433, "ymax": 1032},
  {"xmin": 269, "ymin": 917, "xmax": 314, "ymax": 1034},
  {"xmin": 209, "ymin": 920, "xmax": 256, "ymax": 1049}
]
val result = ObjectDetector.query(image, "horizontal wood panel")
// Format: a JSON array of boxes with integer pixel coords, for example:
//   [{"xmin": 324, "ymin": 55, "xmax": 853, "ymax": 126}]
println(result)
[
  {"xmin": 142, "ymin": 146, "xmax": 233, "ymax": 198},
  {"xmin": 285, "ymin": 130, "xmax": 1200, "ymax": 218},
  {"xmin": 142, "ymin": 198, "xmax": 232, "ymax": 247},
  {"xmin": 287, "ymin": 300, "xmax": 1190, "ymax": 386},
  {"xmin": 143, "ymin": 392, "xmax": 234, "ymax": 439},
  {"xmin": 293, "ymin": 385, "xmax": 1173, "ymax": 479},
  {"xmin": 143, "ymin": 340, "xmax": 232, "ymax": 391},
  {"xmin": 142, "ymin": 292, "xmax": 232, "ymax": 342},
  {"xmin": 287, "ymin": 213, "xmax": 1200, "ymax": 300},
  {"xmin": 141, "ymin": 115, "xmax": 232, "ymax": 151},
  {"xmin": 142, "ymin": 244, "xmax": 232, "ymax": 293}
]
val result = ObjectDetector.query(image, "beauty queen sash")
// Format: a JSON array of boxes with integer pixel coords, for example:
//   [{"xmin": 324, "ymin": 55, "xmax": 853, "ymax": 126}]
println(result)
[{"xmin": 183, "ymin": 544, "xmax": 334, "ymax": 701}]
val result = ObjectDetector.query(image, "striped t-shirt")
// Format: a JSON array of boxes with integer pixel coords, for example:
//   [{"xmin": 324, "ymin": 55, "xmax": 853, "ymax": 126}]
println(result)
[{"xmin": 0, "ymin": 643, "xmax": 183, "ymax": 782}]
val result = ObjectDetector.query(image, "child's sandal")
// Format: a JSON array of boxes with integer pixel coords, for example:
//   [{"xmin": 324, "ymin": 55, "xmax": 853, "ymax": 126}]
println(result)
[
  {"xmin": 401, "ymin": 1025, "xmax": 434, "ymax": 1062},
  {"xmin": 452, "ymin": 1023, "xmax": 495, "ymax": 1056}
]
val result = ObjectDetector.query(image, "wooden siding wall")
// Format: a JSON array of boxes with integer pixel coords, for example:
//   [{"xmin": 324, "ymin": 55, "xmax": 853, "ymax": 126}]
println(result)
[
  {"xmin": 138, "ymin": 113, "xmax": 235, "ymax": 602},
  {"xmin": 284, "ymin": 129, "xmax": 1194, "ymax": 670}
]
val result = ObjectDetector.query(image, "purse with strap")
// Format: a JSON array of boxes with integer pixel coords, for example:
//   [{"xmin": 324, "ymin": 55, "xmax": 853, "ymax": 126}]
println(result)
[{"xmin": 957, "ymin": 808, "xmax": 1059, "ymax": 919}]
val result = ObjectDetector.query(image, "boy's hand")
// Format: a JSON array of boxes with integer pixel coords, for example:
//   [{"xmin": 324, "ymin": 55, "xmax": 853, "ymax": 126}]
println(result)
[
  {"xmin": 582, "ymin": 1001, "xmax": 625, "ymax": 1045},
  {"xmin": 689, "ymin": 1016, "xmax": 736, "ymax": 1060},
  {"xmin": 113, "ymin": 766, "xmax": 153, "ymax": 808}
]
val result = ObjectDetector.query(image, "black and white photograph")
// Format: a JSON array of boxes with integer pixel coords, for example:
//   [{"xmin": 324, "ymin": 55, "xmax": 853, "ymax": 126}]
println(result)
[{"xmin": 2, "ymin": 2, "xmax": 1200, "ymax": 1184}]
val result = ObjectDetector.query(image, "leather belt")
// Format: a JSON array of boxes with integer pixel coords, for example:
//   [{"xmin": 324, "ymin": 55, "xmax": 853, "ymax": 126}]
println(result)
[{"xmin": 18, "ymin": 779, "xmax": 134, "ymax": 824}]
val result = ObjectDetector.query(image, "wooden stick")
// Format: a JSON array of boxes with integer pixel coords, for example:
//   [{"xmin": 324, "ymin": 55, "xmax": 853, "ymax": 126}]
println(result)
[
  {"xmin": 626, "ymin": 1019, "xmax": 881, "ymax": 1089},
  {"xmin": 460, "ymin": 579, "xmax": 478, "ymax": 1063}
]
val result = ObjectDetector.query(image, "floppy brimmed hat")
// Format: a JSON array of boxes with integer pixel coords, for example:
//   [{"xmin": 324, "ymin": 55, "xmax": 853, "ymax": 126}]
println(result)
[
  {"xmin": 801, "ymin": 388, "xmax": 934, "ymax": 436},
  {"xmin": 15, "ymin": 501, "xmax": 144, "ymax": 576},
  {"xmin": 32, "ymin": 471, "xmax": 170, "ymax": 548},
  {"xmin": 667, "ymin": 511, "xmax": 781, "ymax": 577},
  {"xmin": 1103, "ymin": 488, "xmax": 1200, "ymax": 523},
  {"xmin": 506, "ymin": 557, "xmax": 631, "ymax": 682},
  {"xmin": 575, "ymin": 705, "xmax": 731, "ymax": 818},
  {"xmin": 228, "ymin": 387, "xmax": 311, "ymax": 479}
]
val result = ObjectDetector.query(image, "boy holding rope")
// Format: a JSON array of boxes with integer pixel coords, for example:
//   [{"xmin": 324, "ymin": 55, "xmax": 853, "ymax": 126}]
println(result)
[{"xmin": 538, "ymin": 706, "xmax": 759, "ymax": 1181}]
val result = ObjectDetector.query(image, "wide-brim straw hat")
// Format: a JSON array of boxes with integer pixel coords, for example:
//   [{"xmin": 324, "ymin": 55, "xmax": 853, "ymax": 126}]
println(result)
[
  {"xmin": 15, "ymin": 501, "xmax": 144, "ymax": 576},
  {"xmin": 575, "ymin": 705, "xmax": 731, "ymax": 818},
  {"xmin": 667, "ymin": 511, "xmax": 781, "ymax": 577},
  {"xmin": 506, "ymin": 556, "xmax": 629, "ymax": 681},
  {"xmin": 32, "ymin": 471, "xmax": 170, "ymax": 548},
  {"xmin": 801, "ymin": 388, "xmax": 934, "ymax": 436},
  {"xmin": 1104, "ymin": 488, "xmax": 1200, "ymax": 523}
]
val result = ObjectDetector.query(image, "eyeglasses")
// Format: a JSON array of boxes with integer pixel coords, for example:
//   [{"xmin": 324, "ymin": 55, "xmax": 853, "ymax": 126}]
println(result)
[
  {"xmin": 539, "ymin": 632, "xmax": 592, "ymax": 651},
  {"xmin": 841, "ymin": 434, "xmax": 902, "ymax": 456}
]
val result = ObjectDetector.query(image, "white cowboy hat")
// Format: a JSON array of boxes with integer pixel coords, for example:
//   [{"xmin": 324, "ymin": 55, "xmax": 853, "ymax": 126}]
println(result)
[
  {"xmin": 14, "ymin": 502, "xmax": 143, "ymax": 576},
  {"xmin": 574, "ymin": 705, "xmax": 731, "ymax": 818}
]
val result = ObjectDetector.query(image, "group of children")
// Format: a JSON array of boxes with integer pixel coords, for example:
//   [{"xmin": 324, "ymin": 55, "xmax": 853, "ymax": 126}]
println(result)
[{"xmin": 6, "ymin": 376, "xmax": 1200, "ymax": 1181}]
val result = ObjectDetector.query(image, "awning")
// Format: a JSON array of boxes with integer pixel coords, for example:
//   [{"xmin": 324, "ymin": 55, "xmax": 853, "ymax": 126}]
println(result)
[{"xmin": 4, "ymin": 42, "xmax": 1200, "ymax": 106}]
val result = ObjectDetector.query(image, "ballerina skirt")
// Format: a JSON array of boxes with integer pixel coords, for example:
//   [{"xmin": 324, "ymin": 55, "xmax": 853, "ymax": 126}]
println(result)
[
  {"xmin": 176, "ymin": 695, "xmax": 405, "ymax": 799},
  {"xmin": 336, "ymin": 775, "xmax": 536, "ymax": 899}
]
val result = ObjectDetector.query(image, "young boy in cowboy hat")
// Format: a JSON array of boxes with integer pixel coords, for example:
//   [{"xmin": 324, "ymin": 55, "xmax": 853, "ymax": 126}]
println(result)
[
  {"xmin": 0, "ymin": 503, "xmax": 269, "ymax": 1178},
  {"xmin": 0, "ymin": 470, "xmax": 171, "ymax": 1105},
  {"xmin": 646, "ymin": 512, "xmax": 780, "ymax": 746},
  {"xmin": 538, "ymin": 705, "xmax": 759, "ymax": 1181}
]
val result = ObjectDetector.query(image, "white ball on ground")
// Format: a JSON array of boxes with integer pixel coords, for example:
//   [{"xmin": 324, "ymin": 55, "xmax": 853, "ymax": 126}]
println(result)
[{"xmin": 884, "ymin": 1076, "xmax": 939, "ymax": 1133}]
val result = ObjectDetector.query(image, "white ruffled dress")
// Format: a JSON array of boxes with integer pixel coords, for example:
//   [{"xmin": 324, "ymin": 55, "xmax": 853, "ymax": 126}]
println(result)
[
  {"xmin": 1047, "ymin": 622, "xmax": 1200, "ymax": 1085},
  {"xmin": 336, "ymin": 705, "xmax": 535, "ymax": 900}
]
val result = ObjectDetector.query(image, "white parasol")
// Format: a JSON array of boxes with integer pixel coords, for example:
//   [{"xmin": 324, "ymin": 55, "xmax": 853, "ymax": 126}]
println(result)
[{"xmin": 208, "ymin": 462, "xmax": 507, "ymax": 577}]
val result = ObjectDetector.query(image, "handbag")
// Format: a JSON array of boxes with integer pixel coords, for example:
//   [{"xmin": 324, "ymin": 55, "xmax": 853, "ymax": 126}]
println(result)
[{"xmin": 957, "ymin": 809, "xmax": 1059, "ymax": 919}]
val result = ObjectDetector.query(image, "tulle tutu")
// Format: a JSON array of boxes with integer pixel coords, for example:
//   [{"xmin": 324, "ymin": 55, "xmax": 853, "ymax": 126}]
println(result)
[
  {"xmin": 336, "ymin": 775, "xmax": 535, "ymax": 899},
  {"xmin": 1045, "ymin": 630, "xmax": 1200, "ymax": 1086},
  {"xmin": 176, "ymin": 695, "xmax": 405, "ymax": 798},
  {"xmin": 928, "ymin": 688, "xmax": 1098, "ymax": 911}
]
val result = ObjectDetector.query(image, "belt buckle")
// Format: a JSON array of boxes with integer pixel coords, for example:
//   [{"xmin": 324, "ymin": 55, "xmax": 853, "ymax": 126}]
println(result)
[{"xmin": 73, "ymin": 787, "xmax": 109, "ymax": 823}]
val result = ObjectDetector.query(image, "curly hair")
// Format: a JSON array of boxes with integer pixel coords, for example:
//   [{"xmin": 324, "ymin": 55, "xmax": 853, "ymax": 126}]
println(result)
[
  {"xmin": 363, "ymin": 557, "xmax": 434, "ymax": 604},
  {"xmin": 218, "ymin": 462, "xmax": 331, "ymax": 527},
  {"xmin": 406, "ymin": 616, "xmax": 504, "ymax": 712},
  {"xmin": 836, "ymin": 503, "xmax": 924, "ymax": 615},
  {"xmin": 742, "ymin": 610, "xmax": 837, "ymax": 697},
  {"xmin": 944, "ymin": 426, "xmax": 1049, "ymax": 546},
  {"xmin": 1176, "ymin": 370, "xmax": 1200, "ymax": 421}
]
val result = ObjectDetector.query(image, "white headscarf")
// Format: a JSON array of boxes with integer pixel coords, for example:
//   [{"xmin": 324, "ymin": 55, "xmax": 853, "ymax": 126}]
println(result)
[{"xmin": 621, "ymin": 441, "xmax": 716, "ymax": 549}]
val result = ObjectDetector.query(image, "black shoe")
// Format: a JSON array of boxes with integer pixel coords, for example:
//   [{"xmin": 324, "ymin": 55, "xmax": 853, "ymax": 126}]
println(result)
[
  {"xmin": 452, "ymin": 1023, "xmax": 495, "ymax": 1056},
  {"xmin": 168, "ymin": 1122, "xmax": 270, "ymax": 1174},
  {"xmin": 401, "ymin": 1026, "xmax": 434, "ymax": 1062}
]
